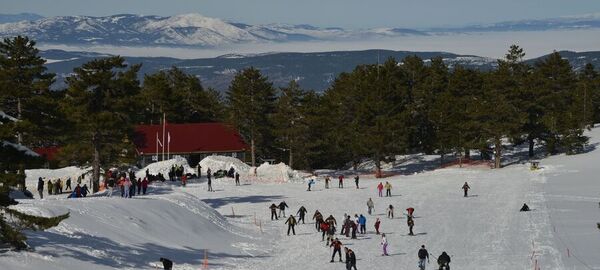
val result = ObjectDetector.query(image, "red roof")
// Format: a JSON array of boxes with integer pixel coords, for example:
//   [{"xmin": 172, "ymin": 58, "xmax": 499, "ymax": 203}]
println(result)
[
  {"xmin": 134, "ymin": 123, "xmax": 248, "ymax": 155},
  {"xmin": 33, "ymin": 146, "xmax": 60, "ymax": 161}
]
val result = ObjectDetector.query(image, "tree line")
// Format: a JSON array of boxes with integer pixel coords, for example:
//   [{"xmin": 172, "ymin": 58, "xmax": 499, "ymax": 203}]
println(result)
[{"xmin": 2, "ymin": 36, "xmax": 600, "ymax": 192}]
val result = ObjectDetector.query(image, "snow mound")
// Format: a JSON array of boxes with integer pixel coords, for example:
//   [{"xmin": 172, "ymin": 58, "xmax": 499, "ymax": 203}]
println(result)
[
  {"xmin": 199, "ymin": 155, "xmax": 251, "ymax": 176},
  {"xmin": 135, "ymin": 156, "xmax": 194, "ymax": 179},
  {"xmin": 254, "ymin": 162, "xmax": 304, "ymax": 183}
]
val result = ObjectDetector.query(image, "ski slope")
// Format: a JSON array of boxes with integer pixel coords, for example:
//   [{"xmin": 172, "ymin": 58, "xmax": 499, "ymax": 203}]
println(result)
[{"xmin": 4, "ymin": 129, "xmax": 600, "ymax": 269}]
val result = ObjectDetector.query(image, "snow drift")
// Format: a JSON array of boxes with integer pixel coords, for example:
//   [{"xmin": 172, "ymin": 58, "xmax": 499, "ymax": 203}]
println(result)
[
  {"xmin": 135, "ymin": 156, "xmax": 194, "ymax": 179},
  {"xmin": 198, "ymin": 155, "xmax": 251, "ymax": 176}
]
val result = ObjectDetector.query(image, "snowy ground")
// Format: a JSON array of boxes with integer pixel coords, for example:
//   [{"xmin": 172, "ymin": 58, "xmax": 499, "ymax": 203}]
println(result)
[{"xmin": 4, "ymin": 130, "xmax": 600, "ymax": 269}]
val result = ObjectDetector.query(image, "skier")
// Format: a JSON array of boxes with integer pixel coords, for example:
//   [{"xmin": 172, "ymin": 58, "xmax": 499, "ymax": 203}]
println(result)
[
  {"xmin": 181, "ymin": 174, "xmax": 187, "ymax": 187},
  {"xmin": 520, "ymin": 203, "xmax": 530, "ymax": 212},
  {"xmin": 285, "ymin": 214, "xmax": 297, "ymax": 235},
  {"xmin": 325, "ymin": 176, "xmax": 330, "ymax": 189},
  {"xmin": 437, "ymin": 251, "xmax": 451, "ymax": 270},
  {"xmin": 118, "ymin": 176, "xmax": 125, "ymax": 197},
  {"xmin": 350, "ymin": 220, "xmax": 357, "ymax": 239},
  {"xmin": 358, "ymin": 214, "xmax": 367, "ymax": 234},
  {"xmin": 338, "ymin": 175, "xmax": 344, "ymax": 188},
  {"xmin": 57, "ymin": 178, "xmax": 63, "ymax": 194},
  {"xmin": 381, "ymin": 233, "xmax": 389, "ymax": 256},
  {"xmin": 330, "ymin": 238, "xmax": 343, "ymax": 262},
  {"xmin": 269, "ymin": 203, "xmax": 279, "ymax": 220},
  {"xmin": 374, "ymin": 218, "xmax": 381, "ymax": 234},
  {"xmin": 107, "ymin": 177, "xmax": 115, "ymax": 197},
  {"xmin": 325, "ymin": 215, "xmax": 337, "ymax": 227},
  {"xmin": 141, "ymin": 177, "xmax": 148, "ymax": 195},
  {"xmin": 384, "ymin": 181, "xmax": 392, "ymax": 197},
  {"xmin": 354, "ymin": 175, "xmax": 359, "ymax": 189},
  {"xmin": 307, "ymin": 179, "xmax": 315, "ymax": 191},
  {"xmin": 235, "ymin": 172, "xmax": 240, "ymax": 186},
  {"xmin": 207, "ymin": 168, "xmax": 213, "ymax": 192},
  {"xmin": 196, "ymin": 163, "xmax": 201, "ymax": 178},
  {"xmin": 65, "ymin": 178, "xmax": 72, "ymax": 191},
  {"xmin": 73, "ymin": 184, "xmax": 82, "ymax": 198},
  {"xmin": 81, "ymin": 184, "xmax": 89, "ymax": 197},
  {"xmin": 387, "ymin": 204, "xmax": 394, "ymax": 219},
  {"xmin": 326, "ymin": 221, "xmax": 336, "ymax": 246},
  {"xmin": 462, "ymin": 182, "xmax": 470, "ymax": 197},
  {"xmin": 367, "ymin": 198, "xmax": 375, "ymax": 215},
  {"xmin": 313, "ymin": 210, "xmax": 324, "ymax": 231},
  {"xmin": 297, "ymin": 206, "xmax": 308, "ymax": 224},
  {"xmin": 159, "ymin": 257, "xmax": 173, "ymax": 270},
  {"xmin": 37, "ymin": 177, "xmax": 44, "ymax": 199},
  {"xmin": 377, "ymin": 182, "xmax": 384, "ymax": 197},
  {"xmin": 136, "ymin": 178, "xmax": 141, "ymax": 195},
  {"xmin": 346, "ymin": 248, "xmax": 357, "ymax": 270},
  {"xmin": 129, "ymin": 178, "xmax": 136, "ymax": 197},
  {"xmin": 407, "ymin": 215, "xmax": 415, "ymax": 235},
  {"xmin": 278, "ymin": 201, "xmax": 289, "ymax": 217},
  {"xmin": 123, "ymin": 177, "xmax": 131, "ymax": 198},
  {"xmin": 418, "ymin": 245, "xmax": 430, "ymax": 270},
  {"xmin": 320, "ymin": 220, "xmax": 330, "ymax": 241},
  {"xmin": 47, "ymin": 179, "xmax": 53, "ymax": 196}
]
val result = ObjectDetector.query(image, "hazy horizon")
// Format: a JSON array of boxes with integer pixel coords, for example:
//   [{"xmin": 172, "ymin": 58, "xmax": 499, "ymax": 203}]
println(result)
[{"xmin": 3, "ymin": 0, "xmax": 600, "ymax": 29}]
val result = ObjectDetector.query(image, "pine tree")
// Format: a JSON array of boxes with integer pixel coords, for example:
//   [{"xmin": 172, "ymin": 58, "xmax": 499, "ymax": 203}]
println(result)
[
  {"xmin": 226, "ymin": 67, "xmax": 276, "ymax": 166},
  {"xmin": 140, "ymin": 67, "xmax": 223, "ymax": 124},
  {"xmin": 272, "ymin": 81, "xmax": 311, "ymax": 168},
  {"xmin": 0, "ymin": 111, "xmax": 68, "ymax": 250},
  {"xmin": 533, "ymin": 52, "xmax": 587, "ymax": 154},
  {"xmin": 60, "ymin": 56, "xmax": 141, "ymax": 192},
  {"xmin": 0, "ymin": 36, "xmax": 55, "ymax": 146},
  {"xmin": 426, "ymin": 57, "xmax": 452, "ymax": 164}
]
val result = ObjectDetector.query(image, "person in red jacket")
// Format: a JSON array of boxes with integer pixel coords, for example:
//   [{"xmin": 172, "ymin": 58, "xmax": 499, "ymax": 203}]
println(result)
[
  {"xmin": 374, "ymin": 218, "xmax": 381, "ymax": 234},
  {"xmin": 338, "ymin": 175, "xmax": 344, "ymax": 188},
  {"xmin": 141, "ymin": 177, "xmax": 149, "ymax": 195},
  {"xmin": 181, "ymin": 174, "xmax": 187, "ymax": 187},
  {"xmin": 320, "ymin": 221, "xmax": 330, "ymax": 241},
  {"xmin": 377, "ymin": 182, "xmax": 384, "ymax": 197}
]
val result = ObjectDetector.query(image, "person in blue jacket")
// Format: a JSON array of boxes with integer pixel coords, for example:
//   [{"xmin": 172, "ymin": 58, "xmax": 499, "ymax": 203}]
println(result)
[{"xmin": 358, "ymin": 214, "xmax": 367, "ymax": 234}]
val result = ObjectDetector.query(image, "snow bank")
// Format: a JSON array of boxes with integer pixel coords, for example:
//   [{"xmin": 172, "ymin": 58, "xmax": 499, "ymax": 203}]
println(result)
[
  {"xmin": 254, "ymin": 162, "xmax": 304, "ymax": 183},
  {"xmin": 135, "ymin": 156, "xmax": 194, "ymax": 179},
  {"xmin": 198, "ymin": 155, "xmax": 251, "ymax": 176}
]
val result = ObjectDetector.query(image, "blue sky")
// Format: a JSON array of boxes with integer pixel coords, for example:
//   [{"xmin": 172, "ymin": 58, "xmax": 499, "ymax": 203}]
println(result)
[{"xmin": 3, "ymin": 0, "xmax": 600, "ymax": 28}]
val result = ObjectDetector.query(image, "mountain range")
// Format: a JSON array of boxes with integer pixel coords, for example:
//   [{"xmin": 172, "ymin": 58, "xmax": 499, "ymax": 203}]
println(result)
[
  {"xmin": 1, "ymin": 13, "xmax": 600, "ymax": 48},
  {"xmin": 41, "ymin": 49, "xmax": 600, "ymax": 92}
]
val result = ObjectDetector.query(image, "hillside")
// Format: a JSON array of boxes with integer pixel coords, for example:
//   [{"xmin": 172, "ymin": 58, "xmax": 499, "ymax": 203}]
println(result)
[{"xmin": 41, "ymin": 49, "xmax": 600, "ymax": 92}]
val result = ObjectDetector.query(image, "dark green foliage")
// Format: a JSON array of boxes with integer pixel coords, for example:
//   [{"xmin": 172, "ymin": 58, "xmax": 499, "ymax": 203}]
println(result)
[
  {"xmin": 0, "ymin": 208, "xmax": 69, "ymax": 250},
  {"xmin": 225, "ymin": 67, "xmax": 276, "ymax": 166},
  {"xmin": 0, "ymin": 36, "xmax": 56, "ymax": 147},
  {"xmin": 59, "ymin": 56, "xmax": 141, "ymax": 192},
  {"xmin": 140, "ymin": 67, "xmax": 224, "ymax": 124}
]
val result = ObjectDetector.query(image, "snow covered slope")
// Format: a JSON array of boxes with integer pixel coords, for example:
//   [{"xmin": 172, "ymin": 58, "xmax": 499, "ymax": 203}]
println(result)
[{"xmin": 6, "ymin": 128, "xmax": 600, "ymax": 269}]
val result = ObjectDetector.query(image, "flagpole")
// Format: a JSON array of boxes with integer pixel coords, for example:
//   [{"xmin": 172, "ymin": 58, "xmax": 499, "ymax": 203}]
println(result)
[
  {"xmin": 167, "ymin": 132, "xmax": 170, "ymax": 160},
  {"xmin": 162, "ymin": 113, "xmax": 166, "ymax": 161},
  {"xmin": 156, "ymin": 132, "xmax": 159, "ymax": 162}
]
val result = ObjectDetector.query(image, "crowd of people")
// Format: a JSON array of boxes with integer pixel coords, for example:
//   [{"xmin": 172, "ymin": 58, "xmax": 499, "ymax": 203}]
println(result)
[
  {"xmin": 36, "ymin": 175, "xmax": 90, "ymax": 199},
  {"xmin": 266, "ymin": 176, "xmax": 468, "ymax": 270}
]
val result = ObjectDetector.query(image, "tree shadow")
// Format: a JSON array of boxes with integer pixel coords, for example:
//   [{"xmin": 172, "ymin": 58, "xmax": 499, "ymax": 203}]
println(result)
[
  {"xmin": 202, "ymin": 195, "xmax": 284, "ymax": 208},
  {"xmin": 14, "ymin": 231, "xmax": 268, "ymax": 269}
]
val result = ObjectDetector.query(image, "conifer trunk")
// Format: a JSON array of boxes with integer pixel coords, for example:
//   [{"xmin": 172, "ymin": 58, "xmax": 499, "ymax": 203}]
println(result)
[
  {"xmin": 528, "ymin": 137, "xmax": 535, "ymax": 157},
  {"xmin": 17, "ymin": 97, "xmax": 22, "ymax": 145},
  {"xmin": 494, "ymin": 138, "xmax": 502, "ymax": 169},
  {"xmin": 92, "ymin": 134, "xmax": 100, "ymax": 193},
  {"xmin": 250, "ymin": 137, "xmax": 256, "ymax": 167},
  {"xmin": 288, "ymin": 147, "xmax": 293, "ymax": 169}
]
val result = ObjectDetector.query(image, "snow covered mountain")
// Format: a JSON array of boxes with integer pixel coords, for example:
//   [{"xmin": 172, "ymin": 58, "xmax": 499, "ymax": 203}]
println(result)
[
  {"xmin": 433, "ymin": 13, "xmax": 600, "ymax": 32},
  {"xmin": 0, "ymin": 13, "xmax": 429, "ymax": 48}
]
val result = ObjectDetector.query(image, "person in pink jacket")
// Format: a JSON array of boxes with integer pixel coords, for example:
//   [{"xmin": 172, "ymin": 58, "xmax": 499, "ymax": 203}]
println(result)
[
  {"xmin": 377, "ymin": 182, "xmax": 384, "ymax": 197},
  {"xmin": 123, "ymin": 178, "xmax": 131, "ymax": 198}
]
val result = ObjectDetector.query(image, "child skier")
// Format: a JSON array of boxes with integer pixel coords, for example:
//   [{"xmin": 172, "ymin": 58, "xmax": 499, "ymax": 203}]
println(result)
[
  {"xmin": 367, "ymin": 198, "xmax": 375, "ymax": 215},
  {"xmin": 374, "ymin": 218, "xmax": 381, "ymax": 234},
  {"xmin": 297, "ymin": 206, "xmax": 307, "ymax": 224},
  {"xmin": 285, "ymin": 215, "xmax": 297, "ymax": 235},
  {"xmin": 462, "ymin": 182, "xmax": 470, "ymax": 197},
  {"xmin": 385, "ymin": 181, "xmax": 392, "ymax": 197},
  {"xmin": 338, "ymin": 175, "xmax": 344, "ymax": 188},
  {"xmin": 381, "ymin": 233, "xmax": 389, "ymax": 256},
  {"xmin": 377, "ymin": 182, "xmax": 384, "ymax": 197},
  {"xmin": 387, "ymin": 204, "xmax": 394, "ymax": 218},
  {"xmin": 330, "ymin": 238, "xmax": 343, "ymax": 262}
]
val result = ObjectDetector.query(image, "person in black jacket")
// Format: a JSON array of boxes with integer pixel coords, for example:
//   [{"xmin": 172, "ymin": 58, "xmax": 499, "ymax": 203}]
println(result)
[
  {"xmin": 37, "ymin": 177, "xmax": 44, "ymax": 199},
  {"xmin": 269, "ymin": 203, "xmax": 278, "ymax": 220},
  {"xmin": 159, "ymin": 257, "xmax": 173, "ymax": 270},
  {"xmin": 418, "ymin": 245, "xmax": 429, "ymax": 270},
  {"xmin": 437, "ymin": 251, "xmax": 451, "ymax": 270},
  {"xmin": 297, "ymin": 206, "xmax": 307, "ymax": 224},
  {"xmin": 346, "ymin": 248, "xmax": 357, "ymax": 270},
  {"xmin": 278, "ymin": 201, "xmax": 289, "ymax": 218}
]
